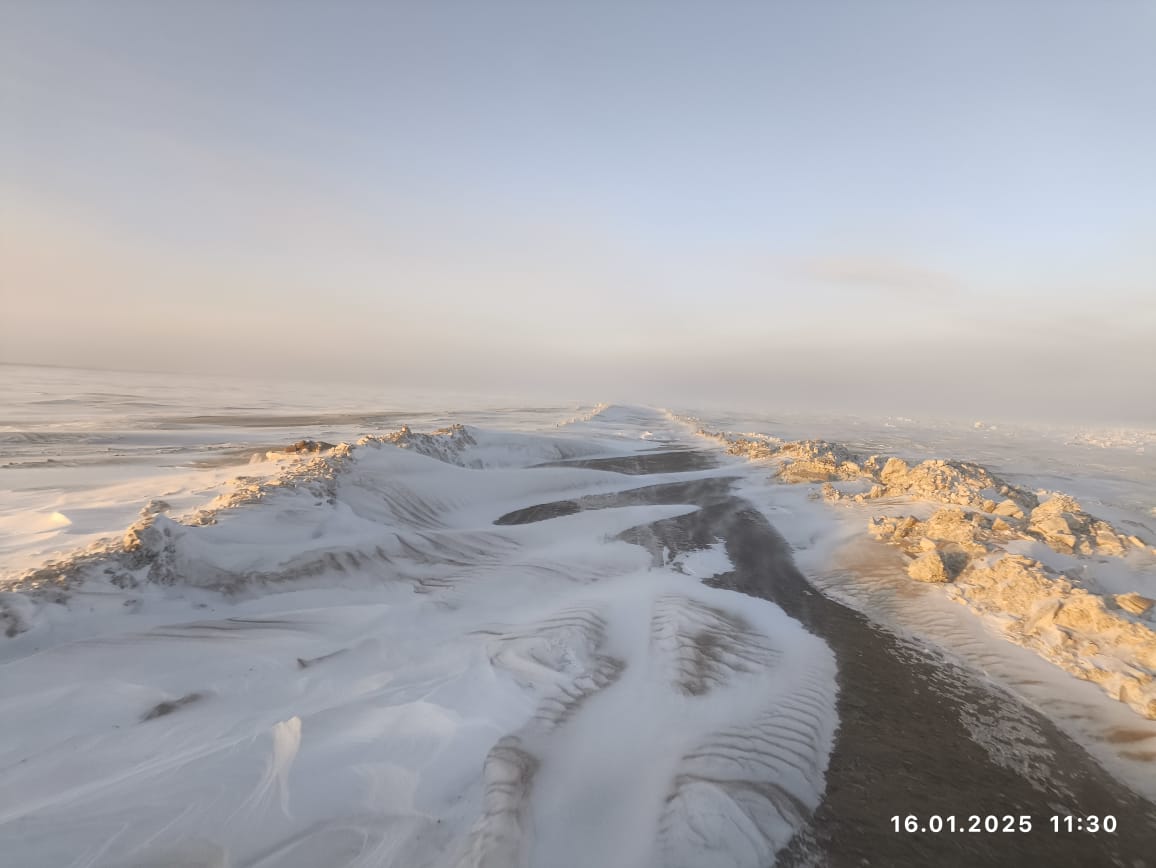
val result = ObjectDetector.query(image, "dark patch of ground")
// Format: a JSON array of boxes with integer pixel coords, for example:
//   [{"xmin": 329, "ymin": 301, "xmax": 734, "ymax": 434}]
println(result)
[{"xmin": 534, "ymin": 449, "xmax": 720, "ymax": 476}]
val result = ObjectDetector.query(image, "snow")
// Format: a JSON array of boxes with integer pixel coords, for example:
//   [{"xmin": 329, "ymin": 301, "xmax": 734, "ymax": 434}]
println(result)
[
  {"xmin": 0, "ymin": 364, "xmax": 605, "ymax": 578},
  {"xmin": 672, "ymin": 542, "xmax": 734, "ymax": 579},
  {"xmin": 5, "ymin": 365, "xmax": 1156, "ymax": 863},
  {"xmin": 0, "ymin": 396, "xmax": 837, "ymax": 868}
]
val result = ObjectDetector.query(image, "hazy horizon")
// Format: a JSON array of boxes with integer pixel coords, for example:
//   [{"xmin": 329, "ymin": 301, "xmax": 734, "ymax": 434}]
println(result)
[
  {"xmin": 3, "ymin": 2, "xmax": 1154, "ymax": 424},
  {"xmin": 4, "ymin": 359, "xmax": 1151, "ymax": 432}
]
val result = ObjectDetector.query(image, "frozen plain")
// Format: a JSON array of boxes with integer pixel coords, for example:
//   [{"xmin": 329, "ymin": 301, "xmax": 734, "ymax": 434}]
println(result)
[{"xmin": 2, "ymin": 365, "xmax": 1156, "ymax": 867}]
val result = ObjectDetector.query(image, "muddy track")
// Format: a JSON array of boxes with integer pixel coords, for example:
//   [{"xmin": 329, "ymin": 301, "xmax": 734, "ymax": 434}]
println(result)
[{"xmin": 502, "ymin": 450, "xmax": 1156, "ymax": 868}]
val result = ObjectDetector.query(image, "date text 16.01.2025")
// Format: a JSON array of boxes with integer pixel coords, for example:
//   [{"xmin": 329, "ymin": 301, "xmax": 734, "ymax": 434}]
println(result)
[{"xmin": 891, "ymin": 815, "xmax": 1117, "ymax": 833}]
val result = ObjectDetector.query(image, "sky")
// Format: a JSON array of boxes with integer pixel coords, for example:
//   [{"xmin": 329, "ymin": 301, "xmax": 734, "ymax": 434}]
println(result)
[{"xmin": 2, "ymin": 1, "xmax": 1154, "ymax": 423}]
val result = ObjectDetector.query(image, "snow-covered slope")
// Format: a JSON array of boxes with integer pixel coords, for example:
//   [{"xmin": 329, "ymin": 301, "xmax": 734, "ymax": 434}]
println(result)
[{"xmin": 0, "ymin": 414, "xmax": 837, "ymax": 868}]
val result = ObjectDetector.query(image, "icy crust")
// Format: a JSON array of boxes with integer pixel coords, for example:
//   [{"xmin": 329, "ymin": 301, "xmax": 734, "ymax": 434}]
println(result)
[{"xmin": 699, "ymin": 427, "xmax": 1156, "ymax": 720}]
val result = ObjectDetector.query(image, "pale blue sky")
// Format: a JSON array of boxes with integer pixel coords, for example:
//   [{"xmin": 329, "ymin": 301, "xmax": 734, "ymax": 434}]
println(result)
[{"xmin": 2, "ymin": 2, "xmax": 1153, "ymax": 421}]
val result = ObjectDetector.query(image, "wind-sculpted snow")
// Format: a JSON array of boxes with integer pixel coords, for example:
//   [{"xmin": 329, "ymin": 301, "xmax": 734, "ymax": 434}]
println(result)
[
  {"xmin": 481, "ymin": 604, "xmax": 625, "ymax": 731},
  {"xmin": 650, "ymin": 595, "xmax": 782, "ymax": 696},
  {"xmin": 0, "ymin": 413, "xmax": 837, "ymax": 868},
  {"xmin": 3, "ymin": 444, "xmax": 358, "ymax": 606},
  {"xmin": 658, "ymin": 668, "xmax": 834, "ymax": 868},
  {"xmin": 0, "ymin": 422, "xmax": 628, "ymax": 627},
  {"xmin": 648, "ymin": 596, "xmax": 834, "ymax": 866}
]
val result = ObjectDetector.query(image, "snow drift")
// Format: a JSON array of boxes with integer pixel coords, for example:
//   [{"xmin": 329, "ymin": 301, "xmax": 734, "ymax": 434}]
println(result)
[{"xmin": 0, "ymin": 415, "xmax": 837, "ymax": 868}]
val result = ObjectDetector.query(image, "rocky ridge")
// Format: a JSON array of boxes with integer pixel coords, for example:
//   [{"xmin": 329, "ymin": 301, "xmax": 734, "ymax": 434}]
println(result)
[{"xmin": 698, "ymin": 427, "xmax": 1156, "ymax": 719}]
